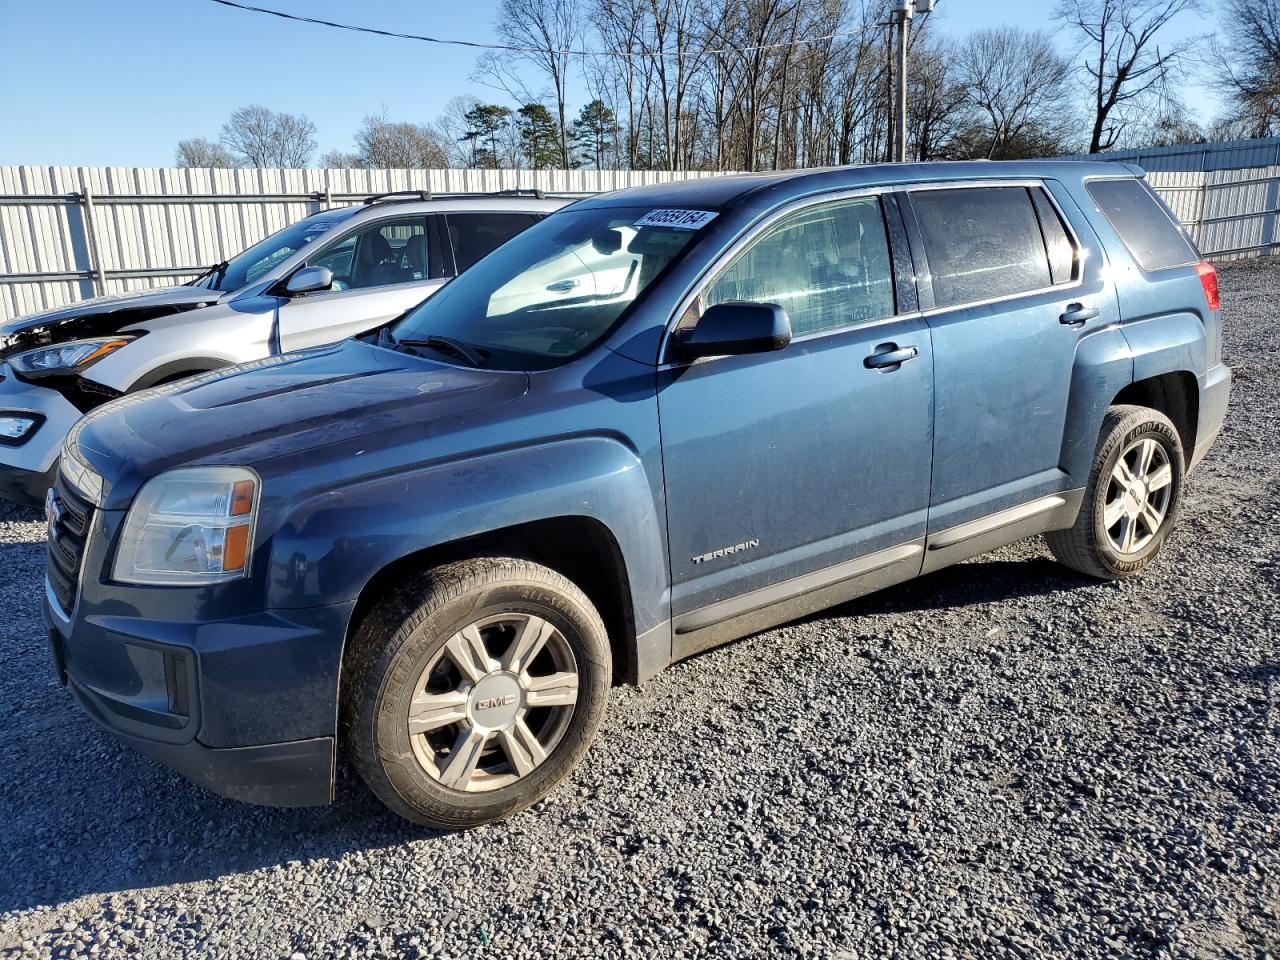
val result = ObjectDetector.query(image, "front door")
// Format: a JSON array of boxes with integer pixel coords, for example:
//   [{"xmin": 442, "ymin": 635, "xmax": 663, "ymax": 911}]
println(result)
[
  {"xmin": 277, "ymin": 214, "xmax": 447, "ymax": 351},
  {"xmin": 901, "ymin": 182, "xmax": 1119, "ymax": 532},
  {"xmin": 657, "ymin": 194, "xmax": 934, "ymax": 630}
]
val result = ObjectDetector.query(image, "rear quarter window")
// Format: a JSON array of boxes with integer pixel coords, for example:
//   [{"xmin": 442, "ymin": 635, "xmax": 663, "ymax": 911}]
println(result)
[{"xmin": 1085, "ymin": 178, "xmax": 1197, "ymax": 272}]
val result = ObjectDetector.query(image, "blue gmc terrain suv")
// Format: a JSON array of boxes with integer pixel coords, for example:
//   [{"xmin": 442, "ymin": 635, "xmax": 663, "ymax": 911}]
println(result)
[{"xmin": 43, "ymin": 161, "xmax": 1230, "ymax": 827}]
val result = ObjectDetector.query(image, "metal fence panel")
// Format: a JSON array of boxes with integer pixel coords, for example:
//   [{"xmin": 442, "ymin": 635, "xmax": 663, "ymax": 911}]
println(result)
[
  {"xmin": 1064, "ymin": 136, "xmax": 1280, "ymax": 173},
  {"xmin": 2, "ymin": 161, "xmax": 1276, "ymax": 322},
  {"xmin": 0, "ymin": 164, "xmax": 749, "ymax": 322},
  {"xmin": 1148, "ymin": 165, "xmax": 1280, "ymax": 259}
]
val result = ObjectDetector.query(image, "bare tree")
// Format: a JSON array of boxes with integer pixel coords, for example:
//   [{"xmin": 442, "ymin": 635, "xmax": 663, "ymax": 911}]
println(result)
[
  {"xmin": 588, "ymin": 0, "xmax": 649, "ymax": 167},
  {"xmin": 1212, "ymin": 0, "xmax": 1280, "ymax": 137},
  {"xmin": 955, "ymin": 28, "xmax": 1076, "ymax": 158},
  {"xmin": 175, "ymin": 137, "xmax": 236, "ymax": 168},
  {"xmin": 437, "ymin": 96, "xmax": 483, "ymax": 166},
  {"xmin": 318, "ymin": 150, "xmax": 362, "ymax": 168},
  {"xmin": 354, "ymin": 113, "xmax": 450, "ymax": 168},
  {"xmin": 220, "ymin": 105, "xmax": 317, "ymax": 167},
  {"xmin": 1056, "ymin": 0, "xmax": 1201, "ymax": 154},
  {"xmin": 640, "ymin": 0, "xmax": 708, "ymax": 169},
  {"xmin": 493, "ymin": 0, "xmax": 579, "ymax": 167},
  {"xmin": 906, "ymin": 38, "xmax": 969, "ymax": 160}
]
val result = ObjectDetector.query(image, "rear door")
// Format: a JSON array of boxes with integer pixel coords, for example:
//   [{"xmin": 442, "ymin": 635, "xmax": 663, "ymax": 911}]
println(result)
[
  {"xmin": 900, "ymin": 181, "xmax": 1119, "ymax": 534},
  {"xmin": 277, "ymin": 214, "xmax": 447, "ymax": 351}
]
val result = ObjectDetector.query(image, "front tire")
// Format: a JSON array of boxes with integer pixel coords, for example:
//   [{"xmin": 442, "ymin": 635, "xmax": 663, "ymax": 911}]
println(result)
[
  {"xmin": 342, "ymin": 557, "xmax": 611, "ymax": 828},
  {"xmin": 1046, "ymin": 404, "xmax": 1185, "ymax": 579}
]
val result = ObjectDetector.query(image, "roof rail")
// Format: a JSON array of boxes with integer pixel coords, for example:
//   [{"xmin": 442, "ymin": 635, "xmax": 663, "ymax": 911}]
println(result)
[
  {"xmin": 362, "ymin": 190, "xmax": 433, "ymax": 205},
  {"xmin": 491, "ymin": 188, "xmax": 547, "ymax": 199},
  {"xmin": 361, "ymin": 187, "xmax": 550, "ymax": 205}
]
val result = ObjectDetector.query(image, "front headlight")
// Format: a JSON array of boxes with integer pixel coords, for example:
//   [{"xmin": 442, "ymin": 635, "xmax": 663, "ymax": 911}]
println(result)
[
  {"xmin": 113, "ymin": 466, "xmax": 260, "ymax": 585},
  {"xmin": 10, "ymin": 337, "xmax": 132, "ymax": 376}
]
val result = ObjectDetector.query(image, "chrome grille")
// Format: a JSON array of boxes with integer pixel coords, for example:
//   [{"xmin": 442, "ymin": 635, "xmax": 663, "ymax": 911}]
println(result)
[{"xmin": 46, "ymin": 470, "xmax": 93, "ymax": 615}]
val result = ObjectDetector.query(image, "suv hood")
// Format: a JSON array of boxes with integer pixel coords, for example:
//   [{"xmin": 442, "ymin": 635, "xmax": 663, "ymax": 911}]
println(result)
[
  {"xmin": 0, "ymin": 286, "xmax": 223, "ymax": 359},
  {"xmin": 70, "ymin": 339, "xmax": 531, "ymax": 508}
]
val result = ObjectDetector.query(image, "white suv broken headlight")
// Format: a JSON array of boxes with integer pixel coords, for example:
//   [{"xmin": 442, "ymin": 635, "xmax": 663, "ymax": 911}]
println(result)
[{"xmin": 10, "ymin": 337, "xmax": 133, "ymax": 376}]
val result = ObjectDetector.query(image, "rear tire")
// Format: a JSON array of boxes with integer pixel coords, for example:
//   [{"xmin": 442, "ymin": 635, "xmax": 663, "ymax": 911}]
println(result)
[
  {"xmin": 1046, "ymin": 404, "xmax": 1184, "ymax": 579},
  {"xmin": 342, "ymin": 557, "xmax": 611, "ymax": 828}
]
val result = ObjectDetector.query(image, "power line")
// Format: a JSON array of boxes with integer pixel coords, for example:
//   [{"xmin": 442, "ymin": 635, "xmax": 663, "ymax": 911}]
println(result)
[{"xmin": 206, "ymin": 0, "xmax": 875, "ymax": 61}]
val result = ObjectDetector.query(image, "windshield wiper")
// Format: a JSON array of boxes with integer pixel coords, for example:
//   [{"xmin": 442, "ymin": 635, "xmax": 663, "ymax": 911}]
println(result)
[
  {"xmin": 189, "ymin": 260, "xmax": 229, "ymax": 290},
  {"xmin": 395, "ymin": 334, "xmax": 487, "ymax": 368}
]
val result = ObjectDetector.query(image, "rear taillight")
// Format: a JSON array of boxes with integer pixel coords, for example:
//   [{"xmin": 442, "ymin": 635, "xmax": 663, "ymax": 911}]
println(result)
[{"xmin": 1196, "ymin": 261, "xmax": 1220, "ymax": 311}]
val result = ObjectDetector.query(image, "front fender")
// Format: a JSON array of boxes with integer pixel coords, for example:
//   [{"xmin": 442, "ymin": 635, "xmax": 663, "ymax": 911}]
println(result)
[
  {"xmin": 82, "ymin": 299, "xmax": 276, "ymax": 393},
  {"xmin": 262, "ymin": 435, "xmax": 669, "ymax": 638}
]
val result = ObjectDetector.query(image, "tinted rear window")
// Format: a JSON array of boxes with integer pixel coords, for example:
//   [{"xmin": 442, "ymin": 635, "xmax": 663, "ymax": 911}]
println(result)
[
  {"xmin": 1086, "ymin": 178, "xmax": 1197, "ymax": 272},
  {"xmin": 911, "ymin": 186, "xmax": 1052, "ymax": 308},
  {"xmin": 447, "ymin": 212, "xmax": 541, "ymax": 273}
]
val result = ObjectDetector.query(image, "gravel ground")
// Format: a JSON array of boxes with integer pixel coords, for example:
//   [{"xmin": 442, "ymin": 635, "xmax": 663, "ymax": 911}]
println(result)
[{"xmin": 1, "ymin": 260, "xmax": 1278, "ymax": 960}]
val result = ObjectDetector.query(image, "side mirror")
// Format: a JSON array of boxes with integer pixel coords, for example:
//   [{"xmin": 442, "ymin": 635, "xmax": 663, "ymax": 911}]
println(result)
[
  {"xmin": 673, "ymin": 301, "xmax": 791, "ymax": 361},
  {"xmin": 283, "ymin": 265, "xmax": 333, "ymax": 296}
]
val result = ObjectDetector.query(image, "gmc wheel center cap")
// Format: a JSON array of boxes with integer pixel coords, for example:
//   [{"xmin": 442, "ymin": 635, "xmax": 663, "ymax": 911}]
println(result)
[{"xmin": 468, "ymin": 672, "xmax": 523, "ymax": 730}]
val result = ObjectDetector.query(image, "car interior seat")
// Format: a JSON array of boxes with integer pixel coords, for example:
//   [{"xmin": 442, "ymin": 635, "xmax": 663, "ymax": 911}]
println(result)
[{"xmin": 353, "ymin": 232, "xmax": 400, "ymax": 288}]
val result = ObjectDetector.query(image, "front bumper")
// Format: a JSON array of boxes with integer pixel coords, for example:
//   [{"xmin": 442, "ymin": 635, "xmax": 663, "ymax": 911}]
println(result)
[
  {"xmin": 45, "ymin": 557, "xmax": 355, "ymax": 807},
  {"xmin": 70, "ymin": 671, "xmax": 335, "ymax": 806},
  {"xmin": 0, "ymin": 365, "xmax": 81, "ymax": 505}
]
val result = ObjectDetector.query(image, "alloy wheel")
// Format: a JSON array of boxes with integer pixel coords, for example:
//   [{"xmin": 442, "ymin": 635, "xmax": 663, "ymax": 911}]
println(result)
[
  {"xmin": 1103, "ymin": 436, "xmax": 1173, "ymax": 555},
  {"xmin": 406, "ymin": 613, "xmax": 580, "ymax": 793}
]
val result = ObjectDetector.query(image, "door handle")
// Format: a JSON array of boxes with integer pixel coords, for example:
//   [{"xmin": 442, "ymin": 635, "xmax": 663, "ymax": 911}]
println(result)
[
  {"xmin": 1060, "ymin": 302, "xmax": 1099, "ymax": 326},
  {"xmin": 864, "ymin": 343, "xmax": 918, "ymax": 370},
  {"xmin": 546, "ymin": 278, "xmax": 580, "ymax": 293}
]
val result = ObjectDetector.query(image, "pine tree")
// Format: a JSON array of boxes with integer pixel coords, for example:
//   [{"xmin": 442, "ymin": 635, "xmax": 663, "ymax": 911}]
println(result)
[
  {"xmin": 572, "ymin": 100, "xmax": 618, "ymax": 170},
  {"xmin": 460, "ymin": 104, "xmax": 512, "ymax": 169},
  {"xmin": 517, "ymin": 104, "xmax": 561, "ymax": 169}
]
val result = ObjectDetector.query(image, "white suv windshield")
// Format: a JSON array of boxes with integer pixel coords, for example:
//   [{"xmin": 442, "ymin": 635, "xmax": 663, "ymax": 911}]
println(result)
[
  {"xmin": 195, "ymin": 211, "xmax": 354, "ymax": 292},
  {"xmin": 391, "ymin": 206, "xmax": 707, "ymax": 370}
]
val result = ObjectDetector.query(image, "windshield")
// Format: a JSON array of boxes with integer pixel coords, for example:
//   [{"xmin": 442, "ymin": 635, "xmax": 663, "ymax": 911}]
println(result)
[
  {"xmin": 194, "ymin": 210, "xmax": 354, "ymax": 292},
  {"xmin": 391, "ymin": 205, "xmax": 710, "ymax": 370}
]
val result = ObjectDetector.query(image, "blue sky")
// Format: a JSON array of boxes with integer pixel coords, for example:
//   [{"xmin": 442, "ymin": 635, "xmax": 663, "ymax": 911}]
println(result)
[{"xmin": 0, "ymin": 0, "xmax": 1218, "ymax": 167}]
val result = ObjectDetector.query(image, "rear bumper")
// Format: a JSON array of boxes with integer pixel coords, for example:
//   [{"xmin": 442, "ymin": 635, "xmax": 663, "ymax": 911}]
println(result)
[
  {"xmin": 0, "ymin": 366, "xmax": 80, "ymax": 505},
  {"xmin": 1191, "ymin": 362, "xmax": 1232, "ymax": 471},
  {"xmin": 45, "ymin": 576, "xmax": 354, "ymax": 808}
]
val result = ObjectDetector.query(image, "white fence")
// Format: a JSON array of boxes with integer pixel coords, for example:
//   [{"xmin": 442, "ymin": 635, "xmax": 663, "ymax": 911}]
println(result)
[
  {"xmin": 0, "ymin": 165, "xmax": 735, "ymax": 323},
  {"xmin": 1, "ymin": 162, "xmax": 1277, "ymax": 323}
]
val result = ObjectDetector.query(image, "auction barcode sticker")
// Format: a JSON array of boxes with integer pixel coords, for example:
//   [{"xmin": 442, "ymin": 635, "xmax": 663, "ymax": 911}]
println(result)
[{"xmin": 634, "ymin": 209, "xmax": 718, "ymax": 230}]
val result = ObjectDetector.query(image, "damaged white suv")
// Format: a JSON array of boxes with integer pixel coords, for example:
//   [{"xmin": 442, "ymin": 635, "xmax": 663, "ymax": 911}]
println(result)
[{"xmin": 0, "ymin": 190, "xmax": 566, "ymax": 503}]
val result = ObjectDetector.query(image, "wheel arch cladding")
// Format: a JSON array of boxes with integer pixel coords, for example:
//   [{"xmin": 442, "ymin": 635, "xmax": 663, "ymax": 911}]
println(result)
[
  {"xmin": 1059, "ymin": 325, "xmax": 1135, "ymax": 482},
  {"xmin": 342, "ymin": 515, "xmax": 641, "ymax": 686},
  {"xmin": 126, "ymin": 357, "xmax": 234, "ymax": 392},
  {"xmin": 262, "ymin": 435, "xmax": 668, "ymax": 682},
  {"xmin": 1112, "ymin": 371, "xmax": 1198, "ymax": 466}
]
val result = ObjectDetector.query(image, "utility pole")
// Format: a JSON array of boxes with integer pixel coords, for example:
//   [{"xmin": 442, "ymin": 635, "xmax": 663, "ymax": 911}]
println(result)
[
  {"xmin": 891, "ymin": 0, "xmax": 911, "ymax": 163},
  {"xmin": 889, "ymin": 0, "xmax": 936, "ymax": 163}
]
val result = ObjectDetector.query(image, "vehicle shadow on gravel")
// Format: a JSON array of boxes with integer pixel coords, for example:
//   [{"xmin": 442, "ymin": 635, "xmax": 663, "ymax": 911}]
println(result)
[
  {"xmin": 815, "ymin": 554, "xmax": 1098, "ymax": 621},
  {"xmin": 0, "ymin": 500, "xmax": 42, "ymax": 526},
  {"xmin": 2, "ymin": 756, "xmax": 442, "ymax": 913}
]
